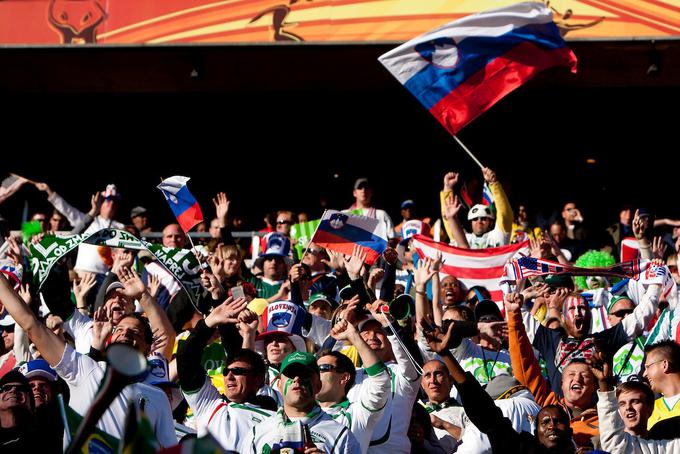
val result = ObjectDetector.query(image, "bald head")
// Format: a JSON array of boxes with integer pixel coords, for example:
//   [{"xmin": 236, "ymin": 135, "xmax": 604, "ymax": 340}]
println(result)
[{"xmin": 162, "ymin": 224, "xmax": 186, "ymax": 248}]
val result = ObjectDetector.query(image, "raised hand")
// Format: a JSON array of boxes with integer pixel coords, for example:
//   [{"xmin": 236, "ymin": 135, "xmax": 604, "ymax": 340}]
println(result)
[
  {"xmin": 111, "ymin": 249, "xmax": 135, "ymax": 276},
  {"xmin": 443, "ymin": 172, "xmax": 459, "ymax": 191},
  {"xmin": 212, "ymin": 192, "xmax": 230, "ymax": 227},
  {"xmin": 344, "ymin": 245, "xmax": 367, "ymax": 280},
  {"xmin": 147, "ymin": 273, "xmax": 161, "ymax": 299},
  {"xmin": 586, "ymin": 349, "xmax": 613, "ymax": 391},
  {"xmin": 88, "ymin": 191, "xmax": 102, "ymax": 218},
  {"xmin": 546, "ymin": 287, "xmax": 569, "ymax": 310},
  {"xmin": 237, "ymin": 309, "xmax": 259, "ymax": 335},
  {"xmin": 632, "ymin": 209, "xmax": 649, "ymax": 242},
  {"xmin": 17, "ymin": 284, "xmax": 32, "ymax": 306},
  {"xmin": 118, "ymin": 267, "xmax": 146, "ymax": 300},
  {"xmin": 330, "ymin": 319, "xmax": 359, "ymax": 342},
  {"xmin": 91, "ymin": 306, "xmax": 114, "ymax": 351},
  {"xmin": 383, "ymin": 247, "xmax": 398, "ymax": 265},
  {"xmin": 34, "ymin": 182, "xmax": 54, "ymax": 197},
  {"xmin": 367, "ymin": 268, "xmax": 385, "ymax": 291},
  {"xmin": 205, "ymin": 296, "xmax": 248, "ymax": 328},
  {"xmin": 443, "ymin": 194, "xmax": 462, "ymax": 221},
  {"xmin": 521, "ymin": 282, "xmax": 550, "ymax": 301},
  {"xmin": 200, "ymin": 270, "xmax": 225, "ymax": 300},
  {"xmin": 482, "ymin": 167, "xmax": 497, "ymax": 184},
  {"xmin": 73, "ymin": 272, "xmax": 96, "ymax": 310},
  {"xmin": 322, "ymin": 249, "xmax": 345, "ymax": 271},
  {"xmin": 420, "ymin": 314, "xmax": 455, "ymax": 354},
  {"xmin": 414, "ymin": 256, "xmax": 438, "ymax": 287},
  {"xmin": 207, "ymin": 253, "xmax": 226, "ymax": 282},
  {"xmin": 652, "ymin": 236, "xmax": 668, "ymax": 260},
  {"xmin": 503, "ymin": 292, "xmax": 524, "ymax": 313}
]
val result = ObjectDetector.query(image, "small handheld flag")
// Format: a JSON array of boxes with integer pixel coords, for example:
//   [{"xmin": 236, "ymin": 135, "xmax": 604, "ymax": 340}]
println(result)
[{"xmin": 157, "ymin": 176, "xmax": 204, "ymax": 234}]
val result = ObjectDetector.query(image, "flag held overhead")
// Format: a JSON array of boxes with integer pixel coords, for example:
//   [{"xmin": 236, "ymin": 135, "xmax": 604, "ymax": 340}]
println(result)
[
  {"xmin": 311, "ymin": 210, "xmax": 388, "ymax": 265},
  {"xmin": 157, "ymin": 176, "xmax": 204, "ymax": 234},
  {"xmin": 378, "ymin": 2, "xmax": 577, "ymax": 135}
]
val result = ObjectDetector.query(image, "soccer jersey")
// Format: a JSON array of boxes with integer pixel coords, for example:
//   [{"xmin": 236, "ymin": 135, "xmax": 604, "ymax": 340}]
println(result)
[
  {"xmin": 322, "ymin": 361, "xmax": 390, "ymax": 453},
  {"xmin": 182, "ymin": 378, "xmax": 273, "ymax": 451},
  {"xmin": 648, "ymin": 394, "xmax": 680, "ymax": 430},
  {"xmin": 347, "ymin": 334, "xmax": 420, "ymax": 454},
  {"xmin": 451, "ymin": 338, "xmax": 512, "ymax": 386},
  {"xmin": 240, "ymin": 406, "xmax": 360, "ymax": 453}
]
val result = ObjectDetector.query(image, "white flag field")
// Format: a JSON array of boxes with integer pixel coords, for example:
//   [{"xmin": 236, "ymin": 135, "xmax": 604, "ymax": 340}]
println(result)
[{"xmin": 411, "ymin": 235, "xmax": 529, "ymax": 302}]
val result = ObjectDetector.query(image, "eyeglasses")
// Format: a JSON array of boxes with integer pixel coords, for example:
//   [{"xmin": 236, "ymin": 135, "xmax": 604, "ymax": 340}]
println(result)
[
  {"xmin": 644, "ymin": 359, "xmax": 666, "ymax": 369},
  {"xmin": 611, "ymin": 309, "xmax": 634, "ymax": 318},
  {"xmin": 277, "ymin": 220, "xmax": 291, "ymax": 225},
  {"xmin": 0, "ymin": 383, "xmax": 29, "ymax": 394},
  {"xmin": 306, "ymin": 249, "xmax": 321, "ymax": 255},
  {"xmin": 318, "ymin": 364, "xmax": 343, "ymax": 373},
  {"xmin": 0, "ymin": 325, "xmax": 15, "ymax": 334},
  {"xmin": 224, "ymin": 367, "xmax": 254, "ymax": 376}
]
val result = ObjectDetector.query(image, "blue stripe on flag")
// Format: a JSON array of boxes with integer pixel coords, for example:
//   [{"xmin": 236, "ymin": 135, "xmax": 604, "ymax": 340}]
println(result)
[
  {"xmin": 317, "ymin": 220, "xmax": 387, "ymax": 251},
  {"xmin": 163, "ymin": 185, "xmax": 197, "ymax": 218},
  {"xmin": 404, "ymin": 22, "xmax": 565, "ymax": 109}
]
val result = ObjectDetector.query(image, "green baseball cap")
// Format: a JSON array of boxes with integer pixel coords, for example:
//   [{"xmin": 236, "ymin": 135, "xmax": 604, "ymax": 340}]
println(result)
[
  {"xmin": 280, "ymin": 351, "xmax": 319, "ymax": 377},
  {"xmin": 544, "ymin": 274, "xmax": 574, "ymax": 291},
  {"xmin": 307, "ymin": 293, "xmax": 337, "ymax": 310}
]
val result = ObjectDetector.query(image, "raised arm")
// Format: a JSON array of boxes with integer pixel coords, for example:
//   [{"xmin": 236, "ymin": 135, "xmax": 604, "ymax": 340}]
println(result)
[
  {"xmin": 0, "ymin": 272, "xmax": 65, "ymax": 366},
  {"xmin": 505, "ymin": 292, "xmax": 557, "ymax": 407},
  {"xmin": 35, "ymin": 181, "xmax": 87, "ymax": 227},
  {"xmin": 119, "ymin": 267, "xmax": 176, "ymax": 359},
  {"xmin": 620, "ymin": 281, "xmax": 661, "ymax": 339},
  {"xmin": 443, "ymin": 194, "xmax": 469, "ymax": 248},
  {"xmin": 483, "ymin": 167, "xmax": 512, "ymax": 234},
  {"xmin": 414, "ymin": 256, "xmax": 438, "ymax": 328}
]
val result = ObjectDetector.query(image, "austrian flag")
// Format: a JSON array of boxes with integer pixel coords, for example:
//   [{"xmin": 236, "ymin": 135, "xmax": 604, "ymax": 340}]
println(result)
[{"xmin": 157, "ymin": 176, "xmax": 204, "ymax": 233}]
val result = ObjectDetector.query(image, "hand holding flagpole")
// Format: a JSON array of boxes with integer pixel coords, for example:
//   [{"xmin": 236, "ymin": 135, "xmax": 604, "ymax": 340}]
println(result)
[{"xmin": 157, "ymin": 176, "xmax": 205, "ymax": 262}]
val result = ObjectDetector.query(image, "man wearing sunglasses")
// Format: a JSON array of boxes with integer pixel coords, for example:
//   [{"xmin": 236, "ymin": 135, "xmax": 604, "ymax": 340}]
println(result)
[
  {"xmin": 177, "ymin": 297, "xmax": 275, "ymax": 451},
  {"xmin": 317, "ymin": 319, "xmax": 390, "ymax": 454},
  {"xmin": 0, "ymin": 370, "xmax": 39, "ymax": 452},
  {"xmin": 242, "ymin": 351, "xmax": 360, "ymax": 453},
  {"xmin": 607, "ymin": 296, "xmax": 644, "ymax": 383}
]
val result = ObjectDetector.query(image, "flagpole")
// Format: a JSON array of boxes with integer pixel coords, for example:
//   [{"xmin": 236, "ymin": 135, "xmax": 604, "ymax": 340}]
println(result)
[
  {"xmin": 10, "ymin": 172, "xmax": 39, "ymax": 185},
  {"xmin": 300, "ymin": 209, "xmax": 327, "ymax": 260},
  {"xmin": 452, "ymin": 135, "xmax": 484, "ymax": 169}
]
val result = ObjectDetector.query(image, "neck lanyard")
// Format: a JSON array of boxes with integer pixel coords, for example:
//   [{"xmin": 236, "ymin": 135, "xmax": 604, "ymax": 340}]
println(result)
[{"xmin": 480, "ymin": 347, "xmax": 502, "ymax": 382}]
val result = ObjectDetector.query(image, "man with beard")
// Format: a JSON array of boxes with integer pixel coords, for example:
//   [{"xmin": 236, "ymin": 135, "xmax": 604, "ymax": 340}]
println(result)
[
  {"xmin": 532, "ymin": 277, "xmax": 661, "ymax": 397},
  {"xmin": 506, "ymin": 292, "xmax": 599, "ymax": 448},
  {"xmin": 422, "ymin": 316, "xmax": 576, "ymax": 454},
  {"xmin": 18, "ymin": 359, "xmax": 68, "ymax": 451}
]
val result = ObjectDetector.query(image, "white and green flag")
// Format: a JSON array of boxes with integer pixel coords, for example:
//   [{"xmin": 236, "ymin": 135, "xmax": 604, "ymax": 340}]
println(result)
[{"xmin": 30, "ymin": 228, "xmax": 202, "ymax": 303}]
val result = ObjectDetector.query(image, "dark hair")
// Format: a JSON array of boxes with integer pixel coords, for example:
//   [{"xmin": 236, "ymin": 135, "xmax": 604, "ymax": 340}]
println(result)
[
  {"xmin": 226, "ymin": 348, "xmax": 266, "ymax": 377},
  {"xmin": 616, "ymin": 381, "xmax": 655, "ymax": 407},
  {"xmin": 537, "ymin": 404, "xmax": 570, "ymax": 426},
  {"xmin": 466, "ymin": 286, "xmax": 491, "ymax": 306},
  {"xmin": 443, "ymin": 305, "xmax": 472, "ymax": 322},
  {"xmin": 645, "ymin": 340, "xmax": 680, "ymax": 371},
  {"xmin": 318, "ymin": 350, "xmax": 356, "ymax": 394},
  {"xmin": 118, "ymin": 313, "xmax": 153, "ymax": 345}
]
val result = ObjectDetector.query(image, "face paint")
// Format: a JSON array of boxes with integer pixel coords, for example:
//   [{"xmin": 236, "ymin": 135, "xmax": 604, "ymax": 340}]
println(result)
[
  {"xmin": 283, "ymin": 378, "xmax": 294, "ymax": 396},
  {"xmin": 564, "ymin": 296, "xmax": 586, "ymax": 323}
]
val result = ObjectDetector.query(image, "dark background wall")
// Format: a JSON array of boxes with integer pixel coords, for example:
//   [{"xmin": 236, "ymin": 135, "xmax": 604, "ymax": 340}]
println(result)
[{"xmin": 1, "ymin": 41, "xmax": 679, "ymax": 232}]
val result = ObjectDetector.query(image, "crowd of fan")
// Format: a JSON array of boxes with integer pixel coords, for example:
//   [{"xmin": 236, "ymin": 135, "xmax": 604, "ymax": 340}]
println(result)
[{"xmin": 1, "ymin": 170, "xmax": 680, "ymax": 454}]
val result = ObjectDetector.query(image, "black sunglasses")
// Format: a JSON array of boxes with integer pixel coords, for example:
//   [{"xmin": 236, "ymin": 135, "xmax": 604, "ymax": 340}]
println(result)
[
  {"xmin": 224, "ymin": 367, "xmax": 254, "ymax": 376},
  {"xmin": 0, "ymin": 325, "xmax": 15, "ymax": 334},
  {"xmin": 611, "ymin": 309, "xmax": 634, "ymax": 318},
  {"xmin": 0, "ymin": 383, "xmax": 29, "ymax": 394},
  {"xmin": 318, "ymin": 364, "xmax": 343, "ymax": 373}
]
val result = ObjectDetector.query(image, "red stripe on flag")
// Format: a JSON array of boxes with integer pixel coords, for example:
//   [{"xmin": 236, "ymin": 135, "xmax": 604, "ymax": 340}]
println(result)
[
  {"xmin": 314, "ymin": 230, "xmax": 381, "ymax": 265},
  {"xmin": 413, "ymin": 235, "xmax": 529, "ymax": 258},
  {"xmin": 177, "ymin": 202, "xmax": 204, "ymax": 233},
  {"xmin": 440, "ymin": 263, "xmax": 505, "ymax": 280},
  {"xmin": 429, "ymin": 42, "xmax": 577, "ymax": 134}
]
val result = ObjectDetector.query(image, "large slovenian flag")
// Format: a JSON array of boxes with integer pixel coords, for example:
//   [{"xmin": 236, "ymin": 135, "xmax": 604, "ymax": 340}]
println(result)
[
  {"xmin": 312, "ymin": 210, "xmax": 388, "ymax": 265},
  {"xmin": 412, "ymin": 234, "xmax": 528, "ymax": 302},
  {"xmin": 157, "ymin": 176, "xmax": 204, "ymax": 233},
  {"xmin": 378, "ymin": 2, "xmax": 577, "ymax": 134}
]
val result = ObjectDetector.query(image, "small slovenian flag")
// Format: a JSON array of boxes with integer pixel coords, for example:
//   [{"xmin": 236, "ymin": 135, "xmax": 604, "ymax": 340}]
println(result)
[
  {"xmin": 311, "ymin": 210, "xmax": 388, "ymax": 265},
  {"xmin": 157, "ymin": 176, "xmax": 204, "ymax": 233},
  {"xmin": 378, "ymin": 2, "xmax": 577, "ymax": 134}
]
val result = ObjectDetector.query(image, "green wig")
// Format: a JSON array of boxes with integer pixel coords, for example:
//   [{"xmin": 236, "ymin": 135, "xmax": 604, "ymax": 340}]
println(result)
[{"xmin": 574, "ymin": 250, "xmax": 620, "ymax": 290}]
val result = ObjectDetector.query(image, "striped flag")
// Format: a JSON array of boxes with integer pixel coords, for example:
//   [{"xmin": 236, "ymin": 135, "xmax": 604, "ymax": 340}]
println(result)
[
  {"xmin": 311, "ymin": 210, "xmax": 388, "ymax": 265},
  {"xmin": 620, "ymin": 237, "xmax": 640, "ymax": 262},
  {"xmin": 412, "ymin": 234, "xmax": 528, "ymax": 302},
  {"xmin": 0, "ymin": 174, "xmax": 27, "ymax": 204},
  {"xmin": 482, "ymin": 183, "xmax": 495, "ymax": 213},
  {"xmin": 157, "ymin": 176, "xmax": 204, "ymax": 234}
]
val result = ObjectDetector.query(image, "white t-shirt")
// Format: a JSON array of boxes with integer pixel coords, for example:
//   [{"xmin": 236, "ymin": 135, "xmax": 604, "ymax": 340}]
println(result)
[
  {"xmin": 451, "ymin": 339, "xmax": 512, "ymax": 387},
  {"xmin": 347, "ymin": 334, "xmax": 420, "ymax": 454},
  {"xmin": 240, "ymin": 406, "xmax": 360, "ymax": 453},
  {"xmin": 182, "ymin": 378, "xmax": 273, "ymax": 451},
  {"xmin": 464, "ymin": 227, "xmax": 510, "ymax": 249},
  {"xmin": 64, "ymin": 308, "xmax": 94, "ymax": 354},
  {"xmin": 53, "ymin": 344, "xmax": 177, "ymax": 447},
  {"xmin": 321, "ymin": 362, "xmax": 390, "ymax": 454}
]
